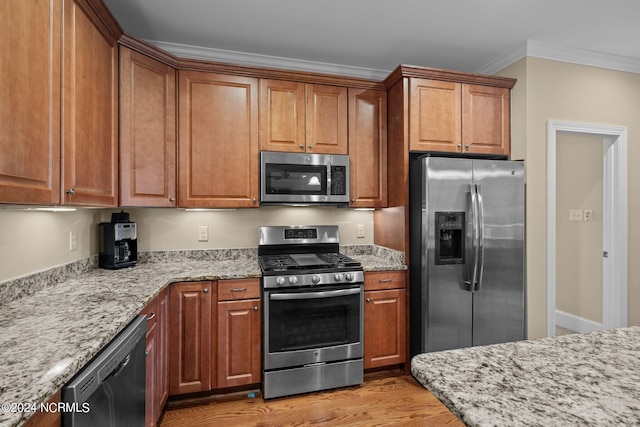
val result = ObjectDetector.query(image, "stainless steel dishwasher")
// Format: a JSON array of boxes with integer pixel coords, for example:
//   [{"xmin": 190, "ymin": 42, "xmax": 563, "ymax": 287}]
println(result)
[{"xmin": 62, "ymin": 315, "xmax": 147, "ymax": 427}]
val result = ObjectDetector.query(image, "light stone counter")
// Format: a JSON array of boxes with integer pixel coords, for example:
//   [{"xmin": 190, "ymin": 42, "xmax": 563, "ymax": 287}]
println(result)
[
  {"xmin": 411, "ymin": 327, "xmax": 640, "ymax": 426},
  {"xmin": 0, "ymin": 245, "xmax": 405, "ymax": 427}
]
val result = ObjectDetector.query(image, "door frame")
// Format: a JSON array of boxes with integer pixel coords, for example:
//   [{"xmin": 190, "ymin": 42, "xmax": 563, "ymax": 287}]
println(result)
[{"xmin": 546, "ymin": 120, "xmax": 627, "ymax": 337}]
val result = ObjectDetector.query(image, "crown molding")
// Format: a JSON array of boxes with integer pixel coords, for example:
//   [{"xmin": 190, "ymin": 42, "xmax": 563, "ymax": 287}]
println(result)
[
  {"xmin": 148, "ymin": 40, "xmax": 391, "ymax": 81},
  {"xmin": 478, "ymin": 39, "xmax": 640, "ymax": 75}
]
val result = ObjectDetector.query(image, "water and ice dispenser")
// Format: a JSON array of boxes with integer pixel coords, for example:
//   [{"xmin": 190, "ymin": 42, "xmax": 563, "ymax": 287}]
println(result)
[{"xmin": 435, "ymin": 212, "xmax": 465, "ymax": 265}]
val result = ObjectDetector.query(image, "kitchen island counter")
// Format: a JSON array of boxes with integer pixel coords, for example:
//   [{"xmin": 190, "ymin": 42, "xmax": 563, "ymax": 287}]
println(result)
[
  {"xmin": 411, "ymin": 327, "xmax": 640, "ymax": 426},
  {"xmin": 0, "ymin": 245, "xmax": 404, "ymax": 427}
]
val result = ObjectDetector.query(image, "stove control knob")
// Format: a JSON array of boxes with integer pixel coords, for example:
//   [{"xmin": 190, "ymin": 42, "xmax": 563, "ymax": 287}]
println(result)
[
  {"xmin": 312, "ymin": 275, "xmax": 321, "ymax": 284},
  {"xmin": 345, "ymin": 273, "xmax": 353, "ymax": 282},
  {"xmin": 288, "ymin": 276, "xmax": 298, "ymax": 285},
  {"xmin": 276, "ymin": 276, "xmax": 286, "ymax": 286},
  {"xmin": 334, "ymin": 273, "xmax": 344, "ymax": 282}
]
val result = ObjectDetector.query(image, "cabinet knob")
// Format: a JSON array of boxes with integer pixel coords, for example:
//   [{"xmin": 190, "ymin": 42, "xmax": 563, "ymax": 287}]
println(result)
[
  {"xmin": 308, "ymin": 144, "xmax": 313, "ymax": 150},
  {"xmin": 366, "ymin": 298, "xmax": 371, "ymax": 303},
  {"xmin": 253, "ymin": 306, "xmax": 259, "ymax": 312},
  {"xmin": 457, "ymin": 144, "xmax": 462, "ymax": 149},
  {"xmin": 252, "ymin": 197, "xmax": 257, "ymax": 203},
  {"xmin": 203, "ymin": 288, "xmax": 209, "ymax": 294},
  {"xmin": 66, "ymin": 188, "xmax": 75, "ymax": 196},
  {"xmin": 465, "ymin": 144, "xmax": 470, "ymax": 150},
  {"xmin": 169, "ymin": 196, "xmax": 175, "ymax": 202},
  {"xmin": 299, "ymin": 144, "xmax": 304, "ymax": 150},
  {"xmin": 351, "ymin": 198, "xmax": 356, "ymax": 203}
]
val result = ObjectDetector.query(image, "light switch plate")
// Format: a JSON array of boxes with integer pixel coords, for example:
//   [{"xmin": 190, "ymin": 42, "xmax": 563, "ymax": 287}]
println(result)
[{"xmin": 569, "ymin": 209, "xmax": 583, "ymax": 222}]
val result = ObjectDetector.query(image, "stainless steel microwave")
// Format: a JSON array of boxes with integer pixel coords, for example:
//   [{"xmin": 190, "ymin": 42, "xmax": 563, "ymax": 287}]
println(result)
[{"xmin": 260, "ymin": 151, "xmax": 350, "ymax": 206}]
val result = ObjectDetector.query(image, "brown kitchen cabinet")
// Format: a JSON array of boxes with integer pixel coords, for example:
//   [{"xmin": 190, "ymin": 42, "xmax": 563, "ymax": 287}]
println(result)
[
  {"xmin": 61, "ymin": 0, "xmax": 119, "ymax": 206},
  {"xmin": 178, "ymin": 71, "xmax": 259, "ymax": 208},
  {"xmin": 363, "ymin": 271, "xmax": 407, "ymax": 369},
  {"xmin": 348, "ymin": 88, "xmax": 387, "ymax": 208},
  {"xmin": 259, "ymin": 80, "xmax": 348, "ymax": 154},
  {"xmin": 22, "ymin": 390, "xmax": 61, "ymax": 427},
  {"xmin": 409, "ymin": 78, "xmax": 510, "ymax": 156},
  {"xmin": 216, "ymin": 278, "xmax": 261, "ymax": 388},
  {"xmin": 168, "ymin": 281, "xmax": 214, "ymax": 395},
  {"xmin": 0, "ymin": 0, "xmax": 61, "ymax": 205},
  {"xmin": 119, "ymin": 46, "xmax": 177, "ymax": 207},
  {"xmin": 140, "ymin": 289, "xmax": 169, "ymax": 427}
]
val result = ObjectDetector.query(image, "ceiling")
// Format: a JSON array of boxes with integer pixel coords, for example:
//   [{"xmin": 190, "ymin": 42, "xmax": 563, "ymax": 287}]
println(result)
[{"xmin": 102, "ymin": 0, "xmax": 640, "ymax": 79}]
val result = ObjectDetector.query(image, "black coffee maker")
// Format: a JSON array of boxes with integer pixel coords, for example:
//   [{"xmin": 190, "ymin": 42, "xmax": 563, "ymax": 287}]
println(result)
[{"xmin": 99, "ymin": 211, "xmax": 138, "ymax": 269}]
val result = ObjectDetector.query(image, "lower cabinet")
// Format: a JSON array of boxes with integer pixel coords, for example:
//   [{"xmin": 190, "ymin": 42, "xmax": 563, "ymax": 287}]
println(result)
[
  {"xmin": 363, "ymin": 271, "xmax": 407, "ymax": 369},
  {"xmin": 168, "ymin": 279, "xmax": 261, "ymax": 397},
  {"xmin": 140, "ymin": 288, "xmax": 169, "ymax": 427},
  {"xmin": 216, "ymin": 279, "xmax": 261, "ymax": 388},
  {"xmin": 168, "ymin": 281, "xmax": 213, "ymax": 395},
  {"xmin": 22, "ymin": 390, "xmax": 61, "ymax": 427}
]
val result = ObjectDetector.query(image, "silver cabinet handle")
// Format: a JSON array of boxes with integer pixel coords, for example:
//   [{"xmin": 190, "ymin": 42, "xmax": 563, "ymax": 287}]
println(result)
[
  {"xmin": 169, "ymin": 196, "xmax": 175, "ymax": 202},
  {"xmin": 66, "ymin": 188, "xmax": 75, "ymax": 195},
  {"xmin": 308, "ymin": 144, "xmax": 313, "ymax": 150},
  {"xmin": 253, "ymin": 306, "xmax": 259, "ymax": 311},
  {"xmin": 203, "ymin": 288, "xmax": 209, "ymax": 294},
  {"xmin": 378, "ymin": 279, "xmax": 392, "ymax": 283},
  {"xmin": 146, "ymin": 312, "xmax": 156, "ymax": 321},
  {"xmin": 366, "ymin": 298, "xmax": 371, "ymax": 303},
  {"xmin": 252, "ymin": 197, "xmax": 257, "ymax": 203},
  {"xmin": 299, "ymin": 144, "xmax": 304, "ymax": 149},
  {"xmin": 230, "ymin": 288, "xmax": 248, "ymax": 293},
  {"xmin": 465, "ymin": 144, "xmax": 470, "ymax": 150}
]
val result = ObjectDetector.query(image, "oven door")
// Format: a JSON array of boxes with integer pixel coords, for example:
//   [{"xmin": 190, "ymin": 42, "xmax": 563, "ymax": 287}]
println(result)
[{"xmin": 263, "ymin": 284, "xmax": 363, "ymax": 370}]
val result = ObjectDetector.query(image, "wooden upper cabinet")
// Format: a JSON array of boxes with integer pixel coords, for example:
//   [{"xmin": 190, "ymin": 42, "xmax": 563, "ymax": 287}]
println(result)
[
  {"xmin": 462, "ymin": 84, "xmax": 510, "ymax": 156},
  {"xmin": 306, "ymin": 84, "xmax": 348, "ymax": 154},
  {"xmin": 178, "ymin": 71, "xmax": 259, "ymax": 208},
  {"xmin": 348, "ymin": 88, "xmax": 387, "ymax": 208},
  {"xmin": 0, "ymin": 0, "xmax": 61, "ymax": 205},
  {"xmin": 409, "ymin": 79, "xmax": 461, "ymax": 152},
  {"xmin": 259, "ymin": 79, "xmax": 305, "ymax": 152},
  {"xmin": 119, "ymin": 46, "xmax": 177, "ymax": 207},
  {"xmin": 409, "ymin": 78, "xmax": 511, "ymax": 156},
  {"xmin": 61, "ymin": 0, "xmax": 118, "ymax": 206},
  {"xmin": 260, "ymin": 81, "xmax": 347, "ymax": 154}
]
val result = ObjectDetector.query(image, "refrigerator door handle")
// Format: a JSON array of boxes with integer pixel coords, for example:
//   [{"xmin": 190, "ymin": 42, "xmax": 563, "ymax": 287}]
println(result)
[
  {"xmin": 474, "ymin": 184, "xmax": 485, "ymax": 292},
  {"xmin": 463, "ymin": 184, "xmax": 480, "ymax": 292}
]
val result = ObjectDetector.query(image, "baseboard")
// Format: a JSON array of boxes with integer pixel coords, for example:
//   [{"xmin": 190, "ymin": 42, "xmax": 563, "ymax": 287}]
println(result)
[{"xmin": 556, "ymin": 309, "xmax": 603, "ymax": 333}]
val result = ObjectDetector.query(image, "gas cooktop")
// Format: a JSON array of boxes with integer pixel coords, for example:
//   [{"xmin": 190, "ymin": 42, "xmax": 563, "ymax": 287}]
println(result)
[{"xmin": 259, "ymin": 252, "xmax": 361, "ymax": 273}]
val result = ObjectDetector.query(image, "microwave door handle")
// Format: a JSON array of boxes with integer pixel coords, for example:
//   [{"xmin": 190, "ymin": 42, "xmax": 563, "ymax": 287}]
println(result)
[
  {"xmin": 270, "ymin": 288, "xmax": 361, "ymax": 300},
  {"xmin": 474, "ymin": 185, "xmax": 485, "ymax": 292}
]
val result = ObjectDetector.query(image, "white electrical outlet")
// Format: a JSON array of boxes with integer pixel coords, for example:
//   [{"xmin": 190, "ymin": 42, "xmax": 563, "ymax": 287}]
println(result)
[
  {"xmin": 356, "ymin": 224, "xmax": 365, "ymax": 238},
  {"xmin": 69, "ymin": 231, "xmax": 78, "ymax": 251},
  {"xmin": 198, "ymin": 225, "xmax": 209, "ymax": 242}
]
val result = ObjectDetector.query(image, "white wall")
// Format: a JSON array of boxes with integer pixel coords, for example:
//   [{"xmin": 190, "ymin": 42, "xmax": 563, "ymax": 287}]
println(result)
[{"xmin": 0, "ymin": 206, "xmax": 373, "ymax": 282}]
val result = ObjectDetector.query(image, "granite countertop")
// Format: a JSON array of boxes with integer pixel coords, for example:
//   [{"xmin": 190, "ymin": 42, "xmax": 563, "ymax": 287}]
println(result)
[
  {"xmin": 0, "ymin": 245, "xmax": 405, "ymax": 427},
  {"xmin": 411, "ymin": 327, "xmax": 640, "ymax": 426}
]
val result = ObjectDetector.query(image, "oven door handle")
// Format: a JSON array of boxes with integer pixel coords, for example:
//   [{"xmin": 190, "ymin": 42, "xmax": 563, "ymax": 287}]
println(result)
[{"xmin": 270, "ymin": 287, "xmax": 361, "ymax": 300}]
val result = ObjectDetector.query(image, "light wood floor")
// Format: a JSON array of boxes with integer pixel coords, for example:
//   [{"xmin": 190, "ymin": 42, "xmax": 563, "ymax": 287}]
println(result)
[{"xmin": 159, "ymin": 370, "xmax": 463, "ymax": 426}]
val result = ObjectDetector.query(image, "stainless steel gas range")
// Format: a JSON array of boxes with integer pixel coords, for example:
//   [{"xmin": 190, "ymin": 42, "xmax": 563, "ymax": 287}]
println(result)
[{"xmin": 258, "ymin": 225, "xmax": 364, "ymax": 399}]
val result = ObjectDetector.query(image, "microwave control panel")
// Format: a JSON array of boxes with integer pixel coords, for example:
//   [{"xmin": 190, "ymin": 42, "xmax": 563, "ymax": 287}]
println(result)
[{"xmin": 330, "ymin": 166, "xmax": 347, "ymax": 195}]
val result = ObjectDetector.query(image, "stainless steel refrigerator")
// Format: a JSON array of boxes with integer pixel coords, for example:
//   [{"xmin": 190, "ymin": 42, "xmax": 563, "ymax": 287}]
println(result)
[{"xmin": 409, "ymin": 155, "xmax": 525, "ymax": 356}]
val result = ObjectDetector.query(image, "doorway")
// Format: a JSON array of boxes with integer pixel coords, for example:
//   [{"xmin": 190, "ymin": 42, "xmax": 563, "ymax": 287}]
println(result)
[{"xmin": 546, "ymin": 120, "xmax": 628, "ymax": 337}]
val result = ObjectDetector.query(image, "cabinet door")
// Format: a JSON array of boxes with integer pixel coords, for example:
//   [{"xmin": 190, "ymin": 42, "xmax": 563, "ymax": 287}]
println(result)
[
  {"xmin": 348, "ymin": 88, "xmax": 387, "ymax": 208},
  {"xmin": 462, "ymin": 84, "xmax": 510, "ymax": 156},
  {"xmin": 217, "ymin": 299, "xmax": 261, "ymax": 388},
  {"xmin": 169, "ymin": 281, "xmax": 213, "ymax": 395},
  {"xmin": 178, "ymin": 71, "xmax": 259, "ymax": 208},
  {"xmin": 259, "ymin": 79, "xmax": 305, "ymax": 152},
  {"xmin": 157, "ymin": 288, "xmax": 169, "ymax": 410},
  {"xmin": 119, "ymin": 47, "xmax": 177, "ymax": 207},
  {"xmin": 0, "ymin": 0, "xmax": 61, "ymax": 205},
  {"xmin": 409, "ymin": 79, "xmax": 461, "ymax": 153},
  {"xmin": 22, "ymin": 390, "xmax": 61, "ymax": 427},
  {"xmin": 62, "ymin": 0, "xmax": 118, "ymax": 206},
  {"xmin": 141, "ymin": 298, "xmax": 160, "ymax": 427},
  {"xmin": 305, "ymin": 84, "xmax": 348, "ymax": 154},
  {"xmin": 364, "ymin": 288, "xmax": 406, "ymax": 369}
]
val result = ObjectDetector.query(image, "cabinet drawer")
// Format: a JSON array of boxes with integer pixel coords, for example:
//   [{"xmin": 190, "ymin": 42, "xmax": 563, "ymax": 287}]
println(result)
[
  {"xmin": 364, "ymin": 271, "xmax": 406, "ymax": 291},
  {"xmin": 218, "ymin": 278, "xmax": 261, "ymax": 301}
]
